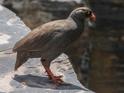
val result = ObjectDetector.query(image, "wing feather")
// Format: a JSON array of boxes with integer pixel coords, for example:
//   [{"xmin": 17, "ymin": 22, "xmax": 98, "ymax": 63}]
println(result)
[{"xmin": 13, "ymin": 19, "xmax": 76, "ymax": 52}]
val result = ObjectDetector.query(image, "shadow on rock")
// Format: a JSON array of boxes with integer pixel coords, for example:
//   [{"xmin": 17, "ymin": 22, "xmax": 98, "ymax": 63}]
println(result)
[{"xmin": 13, "ymin": 74, "xmax": 85, "ymax": 90}]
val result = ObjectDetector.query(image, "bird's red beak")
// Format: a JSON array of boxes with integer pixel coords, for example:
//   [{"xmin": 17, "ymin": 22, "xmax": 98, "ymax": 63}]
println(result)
[{"xmin": 90, "ymin": 12, "xmax": 96, "ymax": 22}]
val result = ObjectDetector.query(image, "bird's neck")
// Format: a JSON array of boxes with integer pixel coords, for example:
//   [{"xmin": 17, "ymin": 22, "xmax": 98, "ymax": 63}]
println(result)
[{"xmin": 68, "ymin": 16, "xmax": 85, "ymax": 30}]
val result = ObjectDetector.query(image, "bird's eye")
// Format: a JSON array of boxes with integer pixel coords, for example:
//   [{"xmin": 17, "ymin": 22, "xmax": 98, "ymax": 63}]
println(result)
[{"xmin": 86, "ymin": 11, "xmax": 91, "ymax": 16}]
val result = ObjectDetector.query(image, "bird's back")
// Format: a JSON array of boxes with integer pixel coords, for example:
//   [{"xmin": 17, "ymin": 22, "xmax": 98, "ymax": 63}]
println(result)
[{"xmin": 13, "ymin": 19, "xmax": 77, "ymax": 52}]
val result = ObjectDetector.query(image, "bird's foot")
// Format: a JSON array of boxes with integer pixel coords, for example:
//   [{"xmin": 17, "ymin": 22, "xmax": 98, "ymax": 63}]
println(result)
[
  {"xmin": 52, "ymin": 75, "xmax": 63, "ymax": 85},
  {"xmin": 48, "ymin": 75, "xmax": 63, "ymax": 85},
  {"xmin": 43, "ymin": 65, "xmax": 63, "ymax": 85},
  {"xmin": 48, "ymin": 75, "xmax": 63, "ymax": 80}
]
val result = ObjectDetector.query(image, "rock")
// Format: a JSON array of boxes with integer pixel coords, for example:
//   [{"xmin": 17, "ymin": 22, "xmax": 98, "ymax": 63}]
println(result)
[
  {"xmin": 0, "ymin": 5, "xmax": 94, "ymax": 93},
  {"xmin": 2, "ymin": 0, "xmax": 93, "ymax": 87},
  {"xmin": 89, "ymin": 1, "xmax": 124, "ymax": 93},
  {"xmin": 90, "ymin": 0, "xmax": 124, "ymax": 29},
  {"xmin": 2, "ymin": 0, "xmax": 85, "ymax": 29}
]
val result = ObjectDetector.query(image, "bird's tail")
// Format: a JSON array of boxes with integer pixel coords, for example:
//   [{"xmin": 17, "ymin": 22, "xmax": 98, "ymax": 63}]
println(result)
[
  {"xmin": 14, "ymin": 52, "xmax": 28, "ymax": 71},
  {"xmin": 0, "ymin": 48, "xmax": 15, "ymax": 54}
]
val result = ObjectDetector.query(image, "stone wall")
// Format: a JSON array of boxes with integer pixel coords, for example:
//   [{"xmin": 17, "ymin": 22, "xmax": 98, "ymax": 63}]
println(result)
[
  {"xmin": 3, "ymin": 0, "xmax": 84, "ymax": 29},
  {"xmin": 90, "ymin": 0, "xmax": 124, "ymax": 29},
  {"xmin": 89, "ymin": 1, "xmax": 124, "ymax": 93}
]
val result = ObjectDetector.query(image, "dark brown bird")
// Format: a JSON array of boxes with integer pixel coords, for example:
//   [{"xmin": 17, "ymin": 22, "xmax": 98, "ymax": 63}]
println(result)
[{"xmin": 13, "ymin": 7, "xmax": 96, "ymax": 85}]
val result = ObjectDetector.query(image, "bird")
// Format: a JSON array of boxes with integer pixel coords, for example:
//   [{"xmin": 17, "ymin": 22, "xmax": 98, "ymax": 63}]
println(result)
[{"xmin": 13, "ymin": 6, "xmax": 96, "ymax": 85}]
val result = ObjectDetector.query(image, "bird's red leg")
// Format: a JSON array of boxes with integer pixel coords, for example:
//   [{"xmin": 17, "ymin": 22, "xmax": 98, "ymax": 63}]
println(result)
[
  {"xmin": 47, "ymin": 71, "xmax": 63, "ymax": 80},
  {"xmin": 41, "ymin": 59, "xmax": 63, "ymax": 85}
]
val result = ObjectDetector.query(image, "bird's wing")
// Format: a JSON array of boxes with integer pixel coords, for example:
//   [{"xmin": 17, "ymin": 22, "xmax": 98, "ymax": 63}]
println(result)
[{"xmin": 13, "ymin": 20, "xmax": 77, "ymax": 52}]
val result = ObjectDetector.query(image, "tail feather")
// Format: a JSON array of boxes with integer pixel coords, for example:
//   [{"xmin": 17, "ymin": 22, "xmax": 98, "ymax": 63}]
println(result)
[
  {"xmin": 14, "ymin": 52, "xmax": 28, "ymax": 71},
  {"xmin": 13, "ymin": 45, "xmax": 18, "ymax": 53}
]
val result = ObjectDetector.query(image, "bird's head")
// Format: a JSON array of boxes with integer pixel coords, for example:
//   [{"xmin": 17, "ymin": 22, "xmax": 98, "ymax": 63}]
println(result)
[{"xmin": 69, "ymin": 7, "xmax": 96, "ymax": 22}]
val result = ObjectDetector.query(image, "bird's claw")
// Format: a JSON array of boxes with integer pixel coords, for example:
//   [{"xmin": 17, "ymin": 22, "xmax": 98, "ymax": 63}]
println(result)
[
  {"xmin": 48, "ymin": 75, "xmax": 63, "ymax": 79},
  {"xmin": 53, "ymin": 76, "xmax": 63, "ymax": 85},
  {"xmin": 48, "ymin": 75, "xmax": 63, "ymax": 85}
]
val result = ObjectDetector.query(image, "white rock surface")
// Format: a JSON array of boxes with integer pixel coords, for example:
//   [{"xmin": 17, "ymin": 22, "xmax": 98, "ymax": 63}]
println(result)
[{"xmin": 0, "ymin": 5, "xmax": 94, "ymax": 93}]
